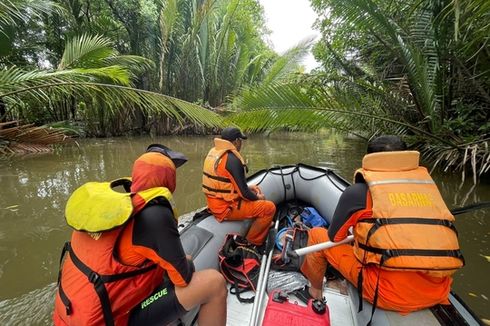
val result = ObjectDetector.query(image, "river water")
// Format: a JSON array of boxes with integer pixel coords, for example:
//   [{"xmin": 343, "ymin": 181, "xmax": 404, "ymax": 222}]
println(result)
[{"xmin": 0, "ymin": 133, "xmax": 488, "ymax": 324}]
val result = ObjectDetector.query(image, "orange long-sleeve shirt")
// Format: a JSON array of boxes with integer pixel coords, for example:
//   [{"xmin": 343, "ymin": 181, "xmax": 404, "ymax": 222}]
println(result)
[{"xmin": 117, "ymin": 203, "xmax": 194, "ymax": 287}]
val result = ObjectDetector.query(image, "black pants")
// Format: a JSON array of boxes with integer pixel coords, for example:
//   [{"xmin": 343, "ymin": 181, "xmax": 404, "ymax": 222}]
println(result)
[{"xmin": 128, "ymin": 279, "xmax": 188, "ymax": 326}]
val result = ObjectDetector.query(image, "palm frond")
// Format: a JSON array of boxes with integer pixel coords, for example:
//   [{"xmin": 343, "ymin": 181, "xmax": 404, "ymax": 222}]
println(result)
[
  {"xmin": 227, "ymin": 108, "xmax": 369, "ymax": 140},
  {"xmin": 236, "ymin": 82, "xmax": 319, "ymax": 110},
  {"xmin": 0, "ymin": 0, "xmax": 60, "ymax": 34},
  {"xmin": 58, "ymin": 34, "xmax": 114, "ymax": 69},
  {"xmin": 261, "ymin": 38, "xmax": 314, "ymax": 86},
  {"xmin": 53, "ymin": 34, "xmax": 160, "ymax": 87},
  {"xmin": 160, "ymin": 0, "xmax": 179, "ymax": 43},
  {"xmin": 336, "ymin": 0, "xmax": 439, "ymax": 124},
  {"xmin": 418, "ymin": 140, "xmax": 490, "ymax": 183},
  {"xmin": 397, "ymin": 36, "xmax": 436, "ymax": 120},
  {"xmin": 0, "ymin": 120, "xmax": 71, "ymax": 155},
  {"xmin": 0, "ymin": 67, "xmax": 223, "ymax": 127},
  {"xmin": 0, "ymin": 66, "xmax": 130, "ymax": 89},
  {"xmin": 231, "ymin": 82, "xmax": 452, "ymax": 146},
  {"xmin": 102, "ymin": 55, "xmax": 155, "ymax": 76},
  {"xmin": 158, "ymin": 0, "xmax": 180, "ymax": 91}
]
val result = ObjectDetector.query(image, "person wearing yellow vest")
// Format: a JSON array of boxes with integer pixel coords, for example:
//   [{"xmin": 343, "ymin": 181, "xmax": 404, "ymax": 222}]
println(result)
[
  {"xmin": 299, "ymin": 135, "xmax": 464, "ymax": 318},
  {"xmin": 53, "ymin": 144, "xmax": 227, "ymax": 326},
  {"xmin": 202, "ymin": 127, "xmax": 276, "ymax": 245}
]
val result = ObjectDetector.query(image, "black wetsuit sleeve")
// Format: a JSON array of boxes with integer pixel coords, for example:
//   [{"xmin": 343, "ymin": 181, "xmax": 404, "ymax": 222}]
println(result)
[
  {"xmin": 225, "ymin": 152, "xmax": 258, "ymax": 201},
  {"xmin": 328, "ymin": 183, "xmax": 368, "ymax": 240},
  {"xmin": 132, "ymin": 204, "xmax": 194, "ymax": 285}
]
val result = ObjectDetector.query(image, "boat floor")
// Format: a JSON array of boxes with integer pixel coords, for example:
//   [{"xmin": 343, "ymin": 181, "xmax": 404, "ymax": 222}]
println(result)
[
  {"xmin": 226, "ymin": 279, "xmax": 355, "ymax": 326},
  {"xmin": 226, "ymin": 278, "xmax": 442, "ymax": 326}
]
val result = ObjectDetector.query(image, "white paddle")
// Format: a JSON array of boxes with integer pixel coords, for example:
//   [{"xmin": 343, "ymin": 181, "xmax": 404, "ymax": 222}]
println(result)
[{"xmin": 293, "ymin": 235, "xmax": 354, "ymax": 257}]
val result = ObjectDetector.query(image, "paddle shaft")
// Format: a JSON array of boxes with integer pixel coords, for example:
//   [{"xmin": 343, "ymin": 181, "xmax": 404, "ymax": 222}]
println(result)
[
  {"xmin": 248, "ymin": 218, "xmax": 280, "ymax": 326},
  {"xmin": 294, "ymin": 235, "xmax": 354, "ymax": 257},
  {"xmin": 253, "ymin": 236, "xmax": 276, "ymax": 325},
  {"xmin": 248, "ymin": 252, "xmax": 267, "ymax": 326},
  {"xmin": 451, "ymin": 201, "xmax": 490, "ymax": 215}
]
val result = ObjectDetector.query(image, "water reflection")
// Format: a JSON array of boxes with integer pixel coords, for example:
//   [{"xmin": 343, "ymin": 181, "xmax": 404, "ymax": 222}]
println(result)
[{"xmin": 0, "ymin": 132, "xmax": 488, "ymax": 323}]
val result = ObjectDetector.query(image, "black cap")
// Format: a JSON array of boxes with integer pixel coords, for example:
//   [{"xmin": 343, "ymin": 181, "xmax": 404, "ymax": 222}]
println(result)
[
  {"xmin": 221, "ymin": 127, "xmax": 247, "ymax": 141},
  {"xmin": 146, "ymin": 144, "xmax": 188, "ymax": 168}
]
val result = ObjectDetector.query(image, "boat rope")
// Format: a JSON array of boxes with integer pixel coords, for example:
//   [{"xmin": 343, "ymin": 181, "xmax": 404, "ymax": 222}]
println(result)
[
  {"xmin": 278, "ymin": 165, "xmax": 288, "ymax": 202},
  {"xmin": 253, "ymin": 164, "xmax": 347, "ymax": 193}
]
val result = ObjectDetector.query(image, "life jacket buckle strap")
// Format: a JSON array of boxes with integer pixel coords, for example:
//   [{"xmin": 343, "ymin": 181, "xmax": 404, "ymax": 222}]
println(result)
[
  {"xmin": 88, "ymin": 271, "xmax": 101, "ymax": 284},
  {"xmin": 383, "ymin": 250, "xmax": 393, "ymax": 259},
  {"xmin": 65, "ymin": 303, "xmax": 72, "ymax": 316}
]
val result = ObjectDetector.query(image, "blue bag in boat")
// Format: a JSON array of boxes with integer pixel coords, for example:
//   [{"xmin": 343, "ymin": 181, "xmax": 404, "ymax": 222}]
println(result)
[{"xmin": 300, "ymin": 207, "xmax": 328, "ymax": 228}]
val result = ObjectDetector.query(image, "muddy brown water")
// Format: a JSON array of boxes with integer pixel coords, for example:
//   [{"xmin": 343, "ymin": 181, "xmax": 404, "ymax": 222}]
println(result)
[{"xmin": 0, "ymin": 133, "xmax": 488, "ymax": 324}]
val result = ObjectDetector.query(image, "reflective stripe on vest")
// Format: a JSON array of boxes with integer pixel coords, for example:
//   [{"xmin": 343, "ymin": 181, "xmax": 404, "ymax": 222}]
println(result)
[
  {"xmin": 353, "ymin": 151, "xmax": 464, "ymax": 276},
  {"xmin": 202, "ymin": 138, "xmax": 246, "ymax": 202},
  {"xmin": 367, "ymin": 179, "xmax": 435, "ymax": 186}
]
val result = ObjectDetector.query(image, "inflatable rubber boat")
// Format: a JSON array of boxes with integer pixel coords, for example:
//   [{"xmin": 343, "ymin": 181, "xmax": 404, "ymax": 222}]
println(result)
[{"xmin": 177, "ymin": 163, "xmax": 481, "ymax": 326}]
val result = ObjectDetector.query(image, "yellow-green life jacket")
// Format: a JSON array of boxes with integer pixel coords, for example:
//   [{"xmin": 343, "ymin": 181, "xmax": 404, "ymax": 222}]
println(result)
[{"xmin": 65, "ymin": 178, "xmax": 176, "ymax": 232}]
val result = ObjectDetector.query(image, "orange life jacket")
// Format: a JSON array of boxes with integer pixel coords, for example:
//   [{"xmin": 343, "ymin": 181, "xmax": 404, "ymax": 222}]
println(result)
[
  {"xmin": 53, "ymin": 179, "xmax": 174, "ymax": 326},
  {"xmin": 352, "ymin": 151, "xmax": 464, "ymax": 276},
  {"xmin": 202, "ymin": 138, "xmax": 246, "ymax": 202}
]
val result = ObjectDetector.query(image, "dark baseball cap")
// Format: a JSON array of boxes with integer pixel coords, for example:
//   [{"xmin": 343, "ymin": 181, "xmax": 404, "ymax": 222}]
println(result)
[
  {"xmin": 146, "ymin": 144, "xmax": 188, "ymax": 168},
  {"xmin": 221, "ymin": 127, "xmax": 247, "ymax": 141}
]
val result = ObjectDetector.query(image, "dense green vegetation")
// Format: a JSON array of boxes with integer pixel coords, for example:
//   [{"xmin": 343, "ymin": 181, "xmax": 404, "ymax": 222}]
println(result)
[
  {"xmin": 1, "ymin": 0, "xmax": 488, "ymax": 179},
  {"xmin": 0, "ymin": 0, "xmax": 307, "ymax": 141},
  {"xmin": 230, "ymin": 0, "xmax": 489, "ymax": 180}
]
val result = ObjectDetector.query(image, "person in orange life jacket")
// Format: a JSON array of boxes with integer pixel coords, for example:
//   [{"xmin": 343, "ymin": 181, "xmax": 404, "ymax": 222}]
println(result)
[
  {"xmin": 300, "ymin": 136, "xmax": 463, "ymax": 314},
  {"xmin": 53, "ymin": 144, "xmax": 227, "ymax": 326},
  {"xmin": 202, "ymin": 127, "xmax": 276, "ymax": 245}
]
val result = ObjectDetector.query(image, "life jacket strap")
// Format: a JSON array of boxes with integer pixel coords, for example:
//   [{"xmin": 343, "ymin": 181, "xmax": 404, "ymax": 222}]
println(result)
[
  {"xmin": 359, "ymin": 217, "xmax": 458, "ymax": 238},
  {"xmin": 358, "ymin": 217, "xmax": 464, "ymax": 269},
  {"xmin": 202, "ymin": 184, "xmax": 233, "ymax": 193},
  {"xmin": 203, "ymin": 171, "xmax": 231, "ymax": 183},
  {"xmin": 357, "ymin": 231, "xmax": 371, "ymax": 314},
  {"xmin": 366, "ymin": 256, "xmax": 386, "ymax": 326},
  {"xmin": 59, "ymin": 242, "xmax": 158, "ymax": 326},
  {"xmin": 357, "ymin": 243, "xmax": 464, "ymax": 264},
  {"xmin": 64, "ymin": 242, "xmax": 114, "ymax": 326},
  {"xmin": 89, "ymin": 271, "xmax": 114, "ymax": 326},
  {"xmin": 57, "ymin": 242, "xmax": 72, "ymax": 316},
  {"xmin": 357, "ymin": 266, "xmax": 364, "ymax": 313}
]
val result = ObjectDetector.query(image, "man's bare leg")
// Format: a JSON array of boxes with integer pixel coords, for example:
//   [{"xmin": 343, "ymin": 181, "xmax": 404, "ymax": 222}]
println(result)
[{"xmin": 175, "ymin": 269, "xmax": 227, "ymax": 326}]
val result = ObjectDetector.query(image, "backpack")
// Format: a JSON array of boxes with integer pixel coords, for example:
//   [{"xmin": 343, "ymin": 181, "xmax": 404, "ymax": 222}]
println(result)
[
  {"xmin": 218, "ymin": 233, "xmax": 261, "ymax": 303},
  {"xmin": 300, "ymin": 207, "xmax": 328, "ymax": 228},
  {"xmin": 281, "ymin": 205, "xmax": 328, "ymax": 229}
]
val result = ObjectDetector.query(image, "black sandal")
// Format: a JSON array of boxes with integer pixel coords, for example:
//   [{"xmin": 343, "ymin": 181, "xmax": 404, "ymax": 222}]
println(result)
[{"xmin": 292, "ymin": 286, "xmax": 314, "ymax": 304}]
